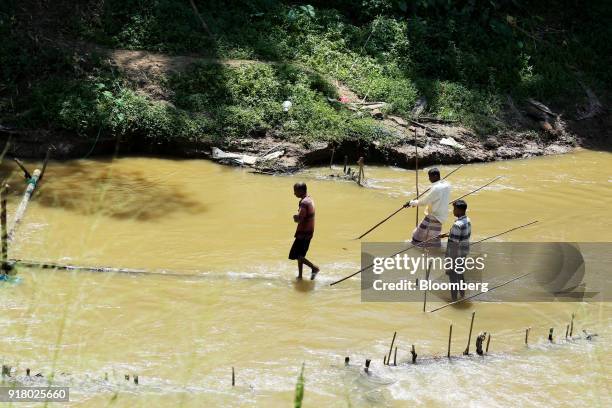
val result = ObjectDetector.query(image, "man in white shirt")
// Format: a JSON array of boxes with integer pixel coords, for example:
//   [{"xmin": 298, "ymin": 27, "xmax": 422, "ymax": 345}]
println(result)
[{"xmin": 406, "ymin": 168, "xmax": 451, "ymax": 248}]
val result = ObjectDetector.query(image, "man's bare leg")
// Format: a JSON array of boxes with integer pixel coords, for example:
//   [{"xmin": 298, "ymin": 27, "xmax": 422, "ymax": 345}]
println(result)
[
  {"xmin": 300, "ymin": 257, "xmax": 320, "ymax": 280},
  {"xmin": 297, "ymin": 259, "xmax": 304, "ymax": 279}
]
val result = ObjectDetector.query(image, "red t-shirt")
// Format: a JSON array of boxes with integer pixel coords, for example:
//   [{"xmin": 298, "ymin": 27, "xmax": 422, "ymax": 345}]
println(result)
[{"xmin": 295, "ymin": 196, "xmax": 315, "ymax": 239}]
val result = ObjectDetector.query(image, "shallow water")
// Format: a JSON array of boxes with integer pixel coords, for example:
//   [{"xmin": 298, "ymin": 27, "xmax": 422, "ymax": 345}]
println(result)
[{"xmin": 0, "ymin": 149, "xmax": 610, "ymax": 407}]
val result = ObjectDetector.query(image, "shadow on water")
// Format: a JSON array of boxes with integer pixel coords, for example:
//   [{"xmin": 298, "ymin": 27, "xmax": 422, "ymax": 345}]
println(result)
[
  {"xmin": 293, "ymin": 279, "xmax": 315, "ymax": 292},
  {"xmin": 1, "ymin": 160, "xmax": 206, "ymax": 221}
]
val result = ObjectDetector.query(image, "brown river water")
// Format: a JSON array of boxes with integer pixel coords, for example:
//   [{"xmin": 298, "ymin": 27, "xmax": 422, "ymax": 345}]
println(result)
[{"xmin": 0, "ymin": 149, "xmax": 610, "ymax": 407}]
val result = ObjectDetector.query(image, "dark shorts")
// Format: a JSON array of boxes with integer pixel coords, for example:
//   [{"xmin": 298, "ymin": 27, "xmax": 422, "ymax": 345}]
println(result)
[{"xmin": 289, "ymin": 238, "xmax": 311, "ymax": 260}]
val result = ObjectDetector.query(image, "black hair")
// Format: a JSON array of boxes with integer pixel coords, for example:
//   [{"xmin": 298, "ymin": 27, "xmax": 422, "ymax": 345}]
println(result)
[
  {"xmin": 453, "ymin": 199, "xmax": 468, "ymax": 211},
  {"xmin": 428, "ymin": 168, "xmax": 440, "ymax": 178},
  {"xmin": 293, "ymin": 182, "xmax": 307, "ymax": 192}
]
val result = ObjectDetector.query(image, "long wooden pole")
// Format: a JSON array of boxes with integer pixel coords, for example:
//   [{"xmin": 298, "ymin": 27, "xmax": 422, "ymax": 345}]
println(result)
[
  {"xmin": 414, "ymin": 129, "xmax": 419, "ymax": 227},
  {"xmin": 1, "ymin": 184, "xmax": 8, "ymax": 274},
  {"xmin": 386, "ymin": 331, "xmax": 397, "ymax": 365},
  {"xmin": 422, "ymin": 253, "xmax": 431, "ymax": 312},
  {"xmin": 447, "ymin": 324, "xmax": 453, "ymax": 358},
  {"xmin": 333, "ymin": 183, "xmax": 517, "ymax": 287},
  {"xmin": 355, "ymin": 165, "xmax": 464, "ymax": 239},
  {"xmin": 8, "ymin": 169, "xmax": 41, "ymax": 242}
]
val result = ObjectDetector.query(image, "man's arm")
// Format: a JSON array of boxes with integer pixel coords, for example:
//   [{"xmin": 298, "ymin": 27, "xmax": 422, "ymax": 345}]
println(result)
[
  {"xmin": 295, "ymin": 203, "xmax": 308, "ymax": 222},
  {"xmin": 406, "ymin": 187, "xmax": 437, "ymax": 208}
]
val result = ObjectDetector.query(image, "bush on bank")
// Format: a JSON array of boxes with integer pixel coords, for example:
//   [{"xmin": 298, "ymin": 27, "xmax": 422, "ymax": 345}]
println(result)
[{"xmin": 1, "ymin": 0, "xmax": 610, "ymax": 145}]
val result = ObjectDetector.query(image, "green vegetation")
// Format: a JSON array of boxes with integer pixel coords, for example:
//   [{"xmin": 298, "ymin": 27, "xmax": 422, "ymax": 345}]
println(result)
[
  {"xmin": 1, "ymin": 0, "xmax": 610, "ymax": 147},
  {"xmin": 294, "ymin": 363, "xmax": 305, "ymax": 408}
]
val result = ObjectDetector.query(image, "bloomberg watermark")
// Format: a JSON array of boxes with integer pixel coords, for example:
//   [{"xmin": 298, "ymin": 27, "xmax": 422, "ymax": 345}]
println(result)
[{"xmin": 361, "ymin": 242, "xmax": 609, "ymax": 302}]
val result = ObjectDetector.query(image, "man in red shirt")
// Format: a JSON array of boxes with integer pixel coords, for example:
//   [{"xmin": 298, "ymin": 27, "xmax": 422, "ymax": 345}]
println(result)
[{"xmin": 289, "ymin": 182, "xmax": 319, "ymax": 280}]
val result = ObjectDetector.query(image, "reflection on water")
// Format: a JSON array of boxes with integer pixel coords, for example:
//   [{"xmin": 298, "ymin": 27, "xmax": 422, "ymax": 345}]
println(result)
[{"xmin": 0, "ymin": 150, "xmax": 610, "ymax": 407}]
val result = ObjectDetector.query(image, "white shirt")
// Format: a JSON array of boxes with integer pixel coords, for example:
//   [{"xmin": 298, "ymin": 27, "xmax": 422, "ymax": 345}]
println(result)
[{"xmin": 412, "ymin": 180, "xmax": 451, "ymax": 223}]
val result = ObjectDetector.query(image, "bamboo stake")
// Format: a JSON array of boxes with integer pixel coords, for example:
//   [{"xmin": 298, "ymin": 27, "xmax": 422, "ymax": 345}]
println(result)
[
  {"xmin": 447, "ymin": 324, "xmax": 453, "ymax": 358},
  {"xmin": 354, "ymin": 164, "xmax": 464, "ymax": 239},
  {"xmin": 410, "ymin": 345, "xmax": 417, "ymax": 364},
  {"xmin": 393, "ymin": 347, "xmax": 397, "ymax": 366},
  {"xmin": 387, "ymin": 331, "xmax": 397, "ymax": 365},
  {"xmin": 1, "ymin": 184, "xmax": 8, "ymax": 273},
  {"xmin": 423, "ymin": 253, "xmax": 431, "ymax": 312},
  {"xmin": 414, "ymin": 128, "xmax": 419, "ymax": 227},
  {"xmin": 232, "ymin": 367, "xmax": 235, "ymax": 386},
  {"xmin": 8, "ymin": 169, "xmax": 41, "ymax": 242},
  {"xmin": 12, "ymin": 158, "xmax": 31, "ymax": 179},
  {"xmin": 565, "ymin": 324, "xmax": 569, "ymax": 339},
  {"xmin": 357, "ymin": 157, "xmax": 365, "ymax": 186},
  {"xmin": 464, "ymin": 311, "xmax": 475, "ymax": 355},
  {"xmin": 486, "ymin": 334, "xmax": 491, "ymax": 353},
  {"xmin": 383, "ymin": 355, "xmax": 387, "ymax": 365},
  {"xmin": 570, "ymin": 313, "xmax": 574, "ymax": 337},
  {"xmin": 364, "ymin": 359, "xmax": 371, "ymax": 374},
  {"xmin": 525, "ymin": 327, "xmax": 530, "ymax": 345}
]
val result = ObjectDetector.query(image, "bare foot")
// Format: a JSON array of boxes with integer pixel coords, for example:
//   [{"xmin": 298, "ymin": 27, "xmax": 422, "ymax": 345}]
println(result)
[
  {"xmin": 296, "ymin": 275, "xmax": 303, "ymax": 280},
  {"xmin": 310, "ymin": 267, "xmax": 320, "ymax": 280}
]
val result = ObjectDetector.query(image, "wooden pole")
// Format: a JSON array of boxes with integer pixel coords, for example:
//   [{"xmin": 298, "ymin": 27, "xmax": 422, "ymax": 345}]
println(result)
[
  {"xmin": 134, "ymin": 375, "xmax": 139, "ymax": 385},
  {"xmin": 463, "ymin": 311, "xmax": 475, "ymax": 355},
  {"xmin": 364, "ymin": 359, "xmax": 371, "ymax": 374},
  {"xmin": 565, "ymin": 324, "xmax": 569, "ymax": 339},
  {"xmin": 569, "ymin": 313, "xmax": 574, "ymax": 337},
  {"xmin": 410, "ymin": 345, "xmax": 417, "ymax": 364},
  {"xmin": 423, "ymin": 254, "xmax": 431, "ymax": 312},
  {"xmin": 387, "ymin": 331, "xmax": 397, "ymax": 365},
  {"xmin": 393, "ymin": 347, "xmax": 397, "ymax": 366},
  {"xmin": 343, "ymin": 155, "xmax": 348, "ymax": 174},
  {"xmin": 354, "ymin": 164, "xmax": 465, "ymax": 240},
  {"xmin": 525, "ymin": 327, "xmax": 530, "ymax": 345},
  {"xmin": 329, "ymin": 146, "xmax": 335, "ymax": 169},
  {"xmin": 357, "ymin": 157, "xmax": 365, "ymax": 186},
  {"xmin": 447, "ymin": 324, "xmax": 453, "ymax": 358},
  {"xmin": 232, "ymin": 367, "xmax": 235, "ymax": 386},
  {"xmin": 8, "ymin": 169, "xmax": 41, "ymax": 242},
  {"xmin": 414, "ymin": 129, "xmax": 419, "ymax": 227},
  {"xmin": 338, "ymin": 220, "xmax": 537, "ymax": 287},
  {"xmin": 548, "ymin": 328, "xmax": 554, "ymax": 342},
  {"xmin": 486, "ymin": 334, "xmax": 491, "ymax": 354},
  {"xmin": 383, "ymin": 355, "xmax": 387, "ymax": 365},
  {"xmin": 1, "ymin": 184, "xmax": 8, "ymax": 274}
]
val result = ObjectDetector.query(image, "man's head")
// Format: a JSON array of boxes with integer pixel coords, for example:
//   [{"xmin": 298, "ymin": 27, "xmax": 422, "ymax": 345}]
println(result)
[
  {"xmin": 428, "ymin": 167, "xmax": 441, "ymax": 183},
  {"xmin": 453, "ymin": 199, "xmax": 467, "ymax": 217},
  {"xmin": 293, "ymin": 182, "xmax": 307, "ymax": 198}
]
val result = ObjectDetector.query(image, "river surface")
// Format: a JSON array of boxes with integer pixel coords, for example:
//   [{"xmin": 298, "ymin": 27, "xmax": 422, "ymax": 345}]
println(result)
[{"xmin": 0, "ymin": 149, "xmax": 610, "ymax": 407}]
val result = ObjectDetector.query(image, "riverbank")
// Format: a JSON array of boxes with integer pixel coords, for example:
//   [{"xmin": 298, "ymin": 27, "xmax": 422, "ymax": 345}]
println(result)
[{"xmin": 1, "ymin": 110, "xmax": 607, "ymax": 173}]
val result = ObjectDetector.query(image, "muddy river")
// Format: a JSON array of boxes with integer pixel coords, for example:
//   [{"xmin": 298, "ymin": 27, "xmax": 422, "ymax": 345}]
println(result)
[{"xmin": 0, "ymin": 149, "xmax": 610, "ymax": 407}]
